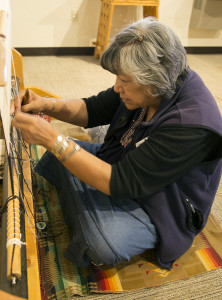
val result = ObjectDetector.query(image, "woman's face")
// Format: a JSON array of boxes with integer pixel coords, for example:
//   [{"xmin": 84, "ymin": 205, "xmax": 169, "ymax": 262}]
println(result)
[{"xmin": 114, "ymin": 74, "xmax": 161, "ymax": 111}]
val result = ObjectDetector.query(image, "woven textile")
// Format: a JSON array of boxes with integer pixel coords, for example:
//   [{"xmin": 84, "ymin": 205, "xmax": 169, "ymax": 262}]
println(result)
[{"xmin": 32, "ymin": 145, "xmax": 222, "ymax": 298}]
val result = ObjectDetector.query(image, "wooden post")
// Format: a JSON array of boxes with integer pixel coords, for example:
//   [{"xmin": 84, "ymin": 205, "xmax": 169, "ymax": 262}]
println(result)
[
  {"xmin": 94, "ymin": 0, "xmax": 159, "ymax": 59},
  {"xmin": 7, "ymin": 162, "xmax": 21, "ymax": 284},
  {"xmin": 143, "ymin": 5, "xmax": 159, "ymax": 18}
]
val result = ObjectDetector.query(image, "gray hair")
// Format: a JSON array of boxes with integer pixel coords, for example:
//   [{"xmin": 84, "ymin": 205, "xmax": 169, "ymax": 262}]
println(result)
[{"xmin": 100, "ymin": 18, "xmax": 189, "ymax": 99}]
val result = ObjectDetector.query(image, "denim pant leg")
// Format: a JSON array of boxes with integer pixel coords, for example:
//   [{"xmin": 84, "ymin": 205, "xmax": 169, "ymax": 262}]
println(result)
[{"xmin": 35, "ymin": 141, "xmax": 158, "ymax": 267}]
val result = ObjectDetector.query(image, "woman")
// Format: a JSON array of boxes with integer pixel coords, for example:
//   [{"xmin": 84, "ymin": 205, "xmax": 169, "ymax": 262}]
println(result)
[{"xmin": 11, "ymin": 18, "xmax": 222, "ymax": 269}]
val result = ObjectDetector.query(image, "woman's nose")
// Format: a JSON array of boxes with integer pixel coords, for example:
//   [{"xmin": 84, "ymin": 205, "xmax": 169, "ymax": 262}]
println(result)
[{"xmin": 114, "ymin": 76, "xmax": 123, "ymax": 93}]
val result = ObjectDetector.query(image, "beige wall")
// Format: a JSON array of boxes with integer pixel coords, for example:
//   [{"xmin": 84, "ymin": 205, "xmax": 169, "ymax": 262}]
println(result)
[{"xmin": 11, "ymin": 0, "xmax": 222, "ymax": 48}]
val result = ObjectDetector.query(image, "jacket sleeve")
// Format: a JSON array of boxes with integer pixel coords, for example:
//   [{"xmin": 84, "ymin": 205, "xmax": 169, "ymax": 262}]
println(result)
[
  {"xmin": 110, "ymin": 125, "xmax": 222, "ymax": 199},
  {"xmin": 83, "ymin": 87, "xmax": 120, "ymax": 128}
]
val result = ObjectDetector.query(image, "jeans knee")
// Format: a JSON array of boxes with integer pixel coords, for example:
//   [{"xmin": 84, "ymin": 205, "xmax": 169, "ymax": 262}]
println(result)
[{"xmin": 86, "ymin": 234, "xmax": 123, "ymax": 266}]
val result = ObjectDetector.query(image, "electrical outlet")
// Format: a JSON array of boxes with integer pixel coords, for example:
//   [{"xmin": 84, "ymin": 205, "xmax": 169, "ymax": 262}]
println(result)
[{"xmin": 71, "ymin": 9, "xmax": 78, "ymax": 21}]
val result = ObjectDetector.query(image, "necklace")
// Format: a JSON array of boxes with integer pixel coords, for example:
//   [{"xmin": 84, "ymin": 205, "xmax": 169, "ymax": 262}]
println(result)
[{"xmin": 120, "ymin": 107, "xmax": 148, "ymax": 148}]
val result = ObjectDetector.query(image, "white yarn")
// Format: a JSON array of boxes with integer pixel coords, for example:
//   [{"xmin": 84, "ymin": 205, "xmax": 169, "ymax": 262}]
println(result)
[{"xmin": 6, "ymin": 238, "xmax": 26, "ymax": 248}]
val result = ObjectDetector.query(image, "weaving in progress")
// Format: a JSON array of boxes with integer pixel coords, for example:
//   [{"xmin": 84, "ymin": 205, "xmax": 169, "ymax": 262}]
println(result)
[{"xmin": 0, "ymin": 0, "xmax": 41, "ymax": 299}]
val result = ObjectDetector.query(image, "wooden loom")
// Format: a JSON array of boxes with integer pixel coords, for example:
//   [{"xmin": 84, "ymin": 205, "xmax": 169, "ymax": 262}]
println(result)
[{"xmin": 0, "ymin": 1, "xmax": 59, "ymax": 299}]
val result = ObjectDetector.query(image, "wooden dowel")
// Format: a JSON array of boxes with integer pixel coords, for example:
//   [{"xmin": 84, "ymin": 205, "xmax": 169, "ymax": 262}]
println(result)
[
  {"xmin": 7, "ymin": 162, "xmax": 21, "ymax": 283},
  {"xmin": 23, "ymin": 143, "xmax": 41, "ymax": 300}
]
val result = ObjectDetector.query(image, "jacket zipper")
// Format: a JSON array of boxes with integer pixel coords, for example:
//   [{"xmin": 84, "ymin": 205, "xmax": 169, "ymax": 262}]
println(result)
[{"xmin": 185, "ymin": 198, "xmax": 195, "ymax": 213}]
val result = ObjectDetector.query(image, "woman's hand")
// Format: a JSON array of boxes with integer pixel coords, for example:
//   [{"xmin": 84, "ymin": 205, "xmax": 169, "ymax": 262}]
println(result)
[
  {"xmin": 11, "ymin": 111, "xmax": 112, "ymax": 195},
  {"xmin": 11, "ymin": 111, "xmax": 59, "ymax": 150},
  {"xmin": 10, "ymin": 89, "xmax": 50, "ymax": 116}
]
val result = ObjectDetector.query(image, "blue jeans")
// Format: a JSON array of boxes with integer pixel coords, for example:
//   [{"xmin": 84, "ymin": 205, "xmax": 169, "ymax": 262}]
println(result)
[{"xmin": 35, "ymin": 140, "xmax": 158, "ymax": 267}]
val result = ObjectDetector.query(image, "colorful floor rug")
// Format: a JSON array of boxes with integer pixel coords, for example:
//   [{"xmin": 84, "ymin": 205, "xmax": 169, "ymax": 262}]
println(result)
[{"xmin": 32, "ymin": 145, "xmax": 222, "ymax": 299}]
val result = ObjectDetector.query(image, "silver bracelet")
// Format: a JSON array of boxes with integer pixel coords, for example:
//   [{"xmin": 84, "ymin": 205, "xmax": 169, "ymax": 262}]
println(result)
[
  {"xmin": 57, "ymin": 137, "xmax": 69, "ymax": 155},
  {"xmin": 45, "ymin": 96, "xmax": 56, "ymax": 112},
  {"xmin": 50, "ymin": 98, "xmax": 56, "ymax": 112},
  {"xmin": 61, "ymin": 143, "xmax": 81, "ymax": 163},
  {"xmin": 52, "ymin": 134, "xmax": 65, "ymax": 155},
  {"xmin": 53, "ymin": 134, "xmax": 64, "ymax": 147}
]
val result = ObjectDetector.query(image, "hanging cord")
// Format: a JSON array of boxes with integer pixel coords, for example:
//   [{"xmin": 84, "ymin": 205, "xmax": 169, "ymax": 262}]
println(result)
[
  {"xmin": 9, "ymin": 127, "xmax": 37, "ymax": 236},
  {"xmin": 2, "ymin": 51, "xmax": 43, "ymax": 283},
  {"xmin": 0, "ymin": 195, "xmax": 21, "ymax": 224},
  {"xmin": 10, "ymin": 126, "xmax": 63, "ymax": 239},
  {"xmin": 8, "ymin": 67, "xmax": 64, "ymax": 288},
  {"xmin": 6, "ymin": 135, "xmax": 26, "ymax": 283}
]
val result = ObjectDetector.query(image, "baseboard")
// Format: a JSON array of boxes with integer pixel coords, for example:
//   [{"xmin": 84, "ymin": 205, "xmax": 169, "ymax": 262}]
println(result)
[
  {"xmin": 185, "ymin": 47, "xmax": 222, "ymax": 54},
  {"xmin": 15, "ymin": 46, "xmax": 222, "ymax": 56},
  {"xmin": 15, "ymin": 47, "xmax": 95, "ymax": 56}
]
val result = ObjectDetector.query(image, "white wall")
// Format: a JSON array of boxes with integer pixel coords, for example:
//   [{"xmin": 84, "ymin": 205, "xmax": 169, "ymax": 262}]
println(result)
[
  {"xmin": 11, "ymin": 0, "xmax": 222, "ymax": 48},
  {"xmin": 159, "ymin": 0, "xmax": 222, "ymax": 47}
]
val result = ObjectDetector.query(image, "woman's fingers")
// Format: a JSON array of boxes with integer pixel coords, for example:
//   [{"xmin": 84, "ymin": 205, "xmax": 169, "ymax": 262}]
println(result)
[
  {"xmin": 10, "ymin": 100, "xmax": 16, "ymax": 115},
  {"xmin": 11, "ymin": 111, "xmax": 43, "ymax": 145},
  {"xmin": 10, "ymin": 90, "xmax": 26, "ymax": 115},
  {"xmin": 11, "ymin": 111, "xmax": 58, "ymax": 149},
  {"xmin": 11, "ymin": 110, "xmax": 32, "ymax": 128},
  {"xmin": 10, "ymin": 89, "xmax": 44, "ymax": 116}
]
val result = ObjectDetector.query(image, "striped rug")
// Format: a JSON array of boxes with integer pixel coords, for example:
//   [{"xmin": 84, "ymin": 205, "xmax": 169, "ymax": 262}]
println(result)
[{"xmin": 32, "ymin": 145, "xmax": 222, "ymax": 298}]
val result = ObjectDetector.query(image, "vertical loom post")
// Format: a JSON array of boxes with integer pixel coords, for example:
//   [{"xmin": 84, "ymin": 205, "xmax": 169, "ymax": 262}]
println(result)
[{"xmin": 6, "ymin": 162, "xmax": 22, "ymax": 284}]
